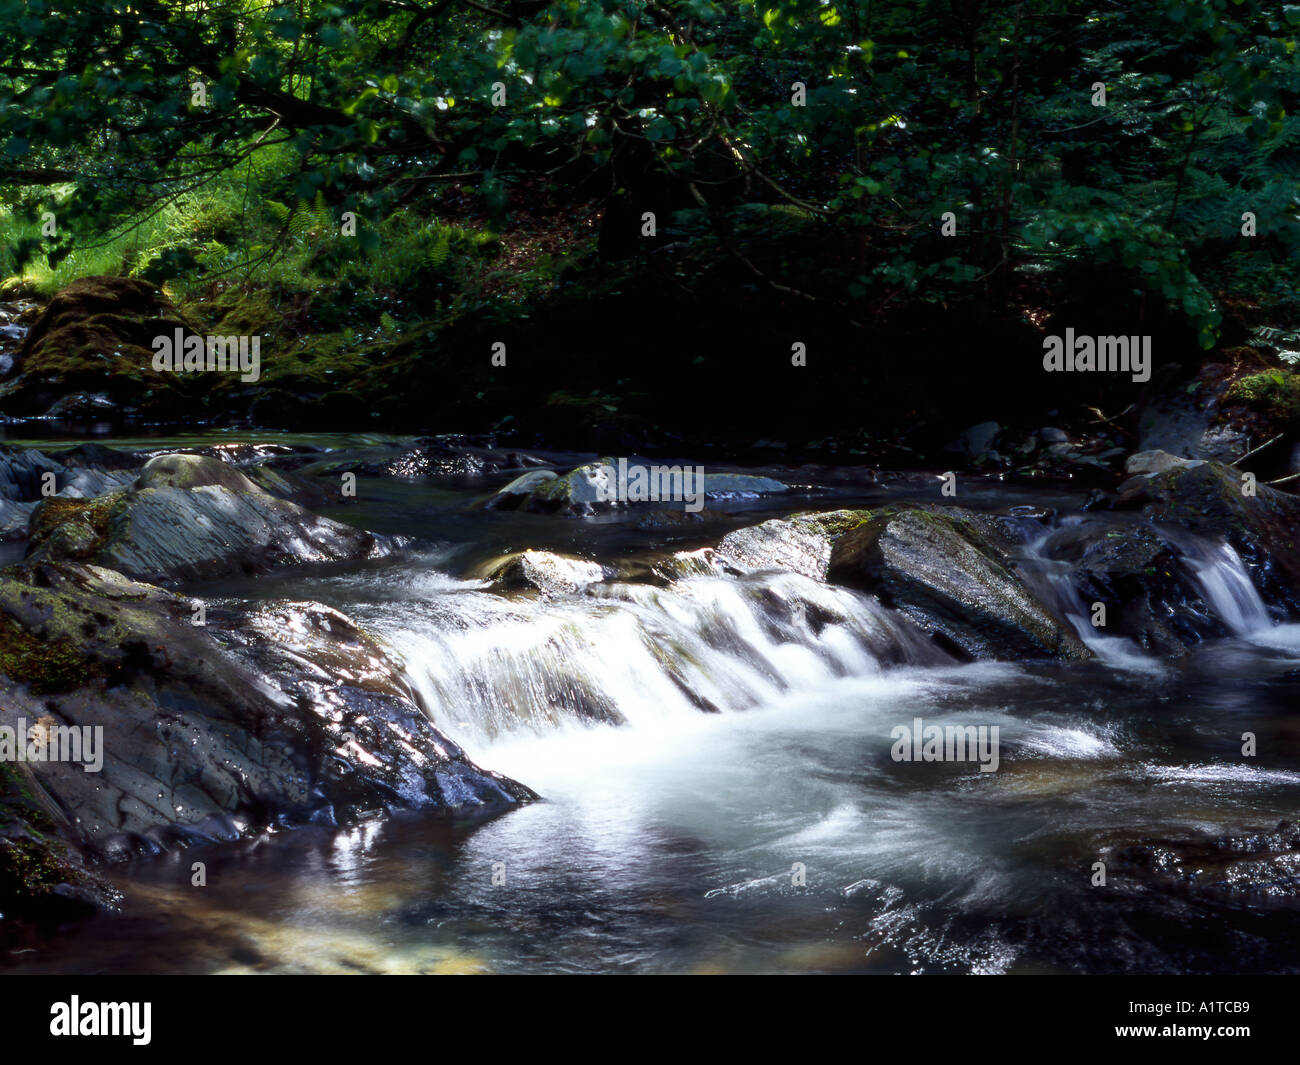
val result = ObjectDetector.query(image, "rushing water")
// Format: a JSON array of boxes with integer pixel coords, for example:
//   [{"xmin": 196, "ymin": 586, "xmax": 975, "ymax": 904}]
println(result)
[{"xmin": 5, "ymin": 449, "xmax": 1300, "ymax": 974}]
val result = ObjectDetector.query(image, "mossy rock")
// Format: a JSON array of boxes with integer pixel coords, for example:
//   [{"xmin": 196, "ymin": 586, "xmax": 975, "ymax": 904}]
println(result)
[
  {"xmin": 0, "ymin": 275, "xmax": 200, "ymax": 418},
  {"xmin": 1, "ymin": 761, "xmax": 120, "ymax": 922},
  {"xmin": 1226, "ymin": 368, "xmax": 1300, "ymax": 428}
]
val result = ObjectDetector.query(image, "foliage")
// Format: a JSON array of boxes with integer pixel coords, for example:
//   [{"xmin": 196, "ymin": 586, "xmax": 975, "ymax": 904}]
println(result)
[{"xmin": 0, "ymin": 0, "xmax": 1297, "ymax": 343}]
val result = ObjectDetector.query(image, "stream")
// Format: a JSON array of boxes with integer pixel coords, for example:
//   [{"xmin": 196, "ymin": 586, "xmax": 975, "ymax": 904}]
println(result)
[{"xmin": 4, "ymin": 433, "xmax": 1300, "ymax": 974}]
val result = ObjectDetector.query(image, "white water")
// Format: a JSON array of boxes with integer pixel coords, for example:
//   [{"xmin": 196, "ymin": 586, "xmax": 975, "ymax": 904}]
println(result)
[
  {"xmin": 352, "ymin": 566, "xmax": 949, "ymax": 748},
  {"xmin": 1016, "ymin": 521, "xmax": 1273, "ymax": 669}
]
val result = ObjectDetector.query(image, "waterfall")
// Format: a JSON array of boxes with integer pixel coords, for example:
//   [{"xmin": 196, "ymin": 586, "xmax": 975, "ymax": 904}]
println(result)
[
  {"xmin": 345, "ymin": 567, "xmax": 950, "ymax": 747},
  {"xmin": 1012, "ymin": 517, "xmax": 1273, "ymax": 667},
  {"xmin": 1161, "ymin": 531, "xmax": 1272, "ymax": 635}
]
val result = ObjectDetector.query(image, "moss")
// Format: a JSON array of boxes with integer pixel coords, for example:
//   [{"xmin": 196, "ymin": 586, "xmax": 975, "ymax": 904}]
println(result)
[
  {"xmin": 1226, "ymin": 369, "xmax": 1300, "ymax": 426},
  {"xmin": 0, "ymin": 614, "xmax": 96, "ymax": 694},
  {"xmin": 27, "ymin": 491, "xmax": 125, "ymax": 561}
]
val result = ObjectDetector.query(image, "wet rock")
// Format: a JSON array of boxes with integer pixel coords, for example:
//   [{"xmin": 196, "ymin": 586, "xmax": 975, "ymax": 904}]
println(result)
[
  {"xmin": 479, "ymin": 469, "xmax": 559, "ymax": 510},
  {"xmin": 135, "ymin": 452, "xmax": 262, "ymax": 493},
  {"xmin": 0, "ymin": 561, "xmax": 535, "ymax": 911},
  {"xmin": 480, "ymin": 460, "xmax": 788, "ymax": 516},
  {"xmin": 1113, "ymin": 457, "xmax": 1300, "ymax": 614},
  {"xmin": 0, "ymin": 444, "xmax": 62, "ymax": 501},
  {"xmin": 475, "ymin": 550, "xmax": 609, "ymax": 597},
  {"xmin": 0, "ymin": 445, "xmax": 137, "ymax": 540},
  {"xmin": 27, "ymin": 454, "xmax": 401, "ymax": 583},
  {"xmin": 713, "ymin": 510, "xmax": 870, "ymax": 581},
  {"xmin": 385, "ymin": 438, "xmax": 549, "ymax": 480},
  {"xmin": 239, "ymin": 463, "xmax": 335, "ymax": 507},
  {"xmin": 1, "ymin": 760, "xmax": 121, "ymax": 923},
  {"xmin": 1039, "ymin": 518, "xmax": 1226, "ymax": 655},
  {"xmin": 1134, "ymin": 362, "xmax": 1252, "ymax": 463},
  {"xmin": 946, "ymin": 421, "xmax": 1000, "ymax": 460},
  {"xmin": 827, "ymin": 507, "xmax": 1092, "ymax": 661},
  {"xmin": 54, "ymin": 442, "xmax": 144, "ymax": 472},
  {"xmin": 42, "ymin": 391, "xmax": 117, "ymax": 421},
  {"xmin": 1106, "ymin": 820, "xmax": 1300, "ymax": 901},
  {"xmin": 0, "ymin": 498, "xmax": 37, "ymax": 540},
  {"xmin": 699, "ymin": 472, "xmax": 789, "ymax": 498}
]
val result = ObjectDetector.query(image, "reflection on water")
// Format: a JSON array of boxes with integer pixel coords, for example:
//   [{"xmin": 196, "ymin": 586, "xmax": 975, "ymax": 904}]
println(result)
[
  {"xmin": 3, "ymin": 432, "xmax": 1300, "ymax": 974},
  {"xmin": 7, "ymin": 642, "xmax": 1300, "ymax": 974}
]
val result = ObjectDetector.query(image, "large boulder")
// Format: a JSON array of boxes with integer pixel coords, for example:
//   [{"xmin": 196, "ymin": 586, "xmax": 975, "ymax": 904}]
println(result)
[
  {"xmin": 826, "ymin": 507, "xmax": 1091, "ymax": 661},
  {"xmin": 26, "ymin": 453, "xmax": 400, "ymax": 583},
  {"xmin": 476, "ymin": 550, "xmax": 609, "ymax": 597},
  {"xmin": 0, "ymin": 561, "xmax": 535, "ymax": 917}
]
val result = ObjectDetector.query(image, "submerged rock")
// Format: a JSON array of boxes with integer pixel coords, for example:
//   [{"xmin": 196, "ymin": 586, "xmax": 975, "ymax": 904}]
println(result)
[
  {"xmin": 1105, "ymin": 819, "xmax": 1300, "ymax": 901},
  {"xmin": 0, "ymin": 560, "xmax": 535, "ymax": 917},
  {"xmin": 478, "ymin": 459, "xmax": 789, "ymax": 515},
  {"xmin": 27, "ymin": 453, "xmax": 400, "ymax": 583}
]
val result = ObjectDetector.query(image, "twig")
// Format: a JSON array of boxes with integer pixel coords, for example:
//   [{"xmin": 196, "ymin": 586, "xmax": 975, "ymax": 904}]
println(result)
[{"xmin": 1232, "ymin": 433, "xmax": 1285, "ymax": 467}]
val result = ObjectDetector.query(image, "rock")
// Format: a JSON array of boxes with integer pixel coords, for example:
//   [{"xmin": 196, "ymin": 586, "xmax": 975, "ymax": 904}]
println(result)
[
  {"xmin": 1134, "ymin": 362, "xmax": 1250, "ymax": 463},
  {"xmin": 239, "ymin": 463, "xmax": 335, "ymax": 507},
  {"xmin": 384, "ymin": 438, "xmax": 549, "ymax": 480},
  {"xmin": 42, "ymin": 391, "xmax": 118, "ymax": 421},
  {"xmin": 1039, "ymin": 518, "xmax": 1226, "ymax": 655},
  {"xmin": 0, "ymin": 276, "xmax": 199, "ymax": 419},
  {"xmin": 1105, "ymin": 819, "xmax": 1300, "ymax": 901},
  {"xmin": 1, "ymin": 760, "xmax": 121, "ymax": 923},
  {"xmin": 54, "ymin": 442, "xmax": 143, "ymax": 471},
  {"xmin": 536, "ymin": 460, "xmax": 618, "ymax": 512},
  {"xmin": 0, "ymin": 444, "xmax": 62, "ymax": 501},
  {"xmin": 826, "ymin": 507, "xmax": 1091, "ymax": 661},
  {"xmin": 714, "ymin": 510, "xmax": 870, "ymax": 581},
  {"xmin": 0, "ymin": 445, "xmax": 143, "ymax": 539},
  {"xmin": 1124, "ymin": 449, "xmax": 1203, "ymax": 476},
  {"xmin": 27, "ymin": 457, "xmax": 401, "ymax": 583},
  {"xmin": 476, "ymin": 550, "xmax": 609, "ymax": 596},
  {"xmin": 1039, "ymin": 427, "xmax": 1069, "ymax": 444},
  {"xmin": 0, "ymin": 498, "xmax": 37, "ymax": 540},
  {"xmin": 0, "ymin": 561, "xmax": 534, "ymax": 915},
  {"xmin": 479, "ymin": 461, "xmax": 788, "ymax": 515},
  {"xmin": 135, "ymin": 452, "xmax": 262, "ymax": 493},
  {"xmin": 479, "ymin": 469, "xmax": 559, "ymax": 510},
  {"xmin": 1113, "ymin": 458, "xmax": 1300, "ymax": 614},
  {"xmin": 946, "ymin": 421, "xmax": 1001, "ymax": 459},
  {"xmin": 700, "ymin": 472, "xmax": 789, "ymax": 497}
]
